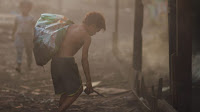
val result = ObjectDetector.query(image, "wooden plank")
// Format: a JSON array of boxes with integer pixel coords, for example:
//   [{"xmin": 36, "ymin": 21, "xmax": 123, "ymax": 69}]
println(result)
[{"xmin": 132, "ymin": 90, "xmax": 151, "ymax": 111}]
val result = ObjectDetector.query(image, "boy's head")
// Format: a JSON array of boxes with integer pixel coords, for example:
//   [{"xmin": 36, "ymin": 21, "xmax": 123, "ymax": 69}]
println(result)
[
  {"xmin": 83, "ymin": 12, "xmax": 106, "ymax": 36},
  {"xmin": 19, "ymin": 0, "xmax": 33, "ymax": 15}
]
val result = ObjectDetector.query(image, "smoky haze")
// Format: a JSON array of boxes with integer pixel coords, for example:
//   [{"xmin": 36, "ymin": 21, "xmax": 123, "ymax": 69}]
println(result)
[
  {"xmin": 0, "ymin": 0, "xmax": 169, "ymax": 90},
  {"xmin": 0, "ymin": 0, "xmax": 169, "ymax": 111}
]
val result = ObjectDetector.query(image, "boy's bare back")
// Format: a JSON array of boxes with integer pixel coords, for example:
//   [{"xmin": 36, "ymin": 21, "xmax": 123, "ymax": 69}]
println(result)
[{"xmin": 56, "ymin": 24, "xmax": 91, "ymax": 57}]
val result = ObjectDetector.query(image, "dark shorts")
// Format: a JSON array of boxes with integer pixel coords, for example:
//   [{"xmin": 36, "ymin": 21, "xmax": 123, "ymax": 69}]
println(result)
[{"xmin": 51, "ymin": 57, "xmax": 82, "ymax": 96}]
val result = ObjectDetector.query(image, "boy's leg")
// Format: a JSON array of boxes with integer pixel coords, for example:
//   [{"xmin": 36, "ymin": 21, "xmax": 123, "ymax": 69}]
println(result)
[
  {"xmin": 16, "ymin": 47, "xmax": 23, "ymax": 72},
  {"xmin": 24, "ymin": 38, "xmax": 33, "ymax": 69},
  {"xmin": 59, "ymin": 93, "xmax": 68, "ymax": 107},
  {"xmin": 58, "ymin": 86, "xmax": 83, "ymax": 112},
  {"xmin": 25, "ymin": 46, "xmax": 33, "ymax": 68}
]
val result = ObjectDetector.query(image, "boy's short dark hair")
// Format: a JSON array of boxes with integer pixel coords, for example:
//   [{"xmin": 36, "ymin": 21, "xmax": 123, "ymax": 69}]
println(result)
[
  {"xmin": 83, "ymin": 12, "xmax": 106, "ymax": 31},
  {"xmin": 20, "ymin": 0, "xmax": 33, "ymax": 8}
]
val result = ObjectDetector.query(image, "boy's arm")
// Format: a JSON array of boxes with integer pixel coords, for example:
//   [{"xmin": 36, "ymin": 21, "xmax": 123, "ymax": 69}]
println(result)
[
  {"xmin": 81, "ymin": 35, "xmax": 93, "ymax": 94},
  {"xmin": 32, "ymin": 17, "xmax": 36, "ymax": 36}
]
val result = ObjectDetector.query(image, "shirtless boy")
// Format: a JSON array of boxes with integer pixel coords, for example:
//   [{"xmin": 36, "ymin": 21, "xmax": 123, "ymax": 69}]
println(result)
[{"xmin": 51, "ymin": 12, "xmax": 106, "ymax": 112}]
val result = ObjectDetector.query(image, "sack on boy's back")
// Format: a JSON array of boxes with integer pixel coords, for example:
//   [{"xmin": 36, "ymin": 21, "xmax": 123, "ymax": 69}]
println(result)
[{"xmin": 33, "ymin": 13, "xmax": 74, "ymax": 66}]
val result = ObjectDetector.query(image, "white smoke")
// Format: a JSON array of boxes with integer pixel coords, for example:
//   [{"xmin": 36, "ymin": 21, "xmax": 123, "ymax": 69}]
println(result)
[{"xmin": 192, "ymin": 55, "xmax": 200, "ymax": 83}]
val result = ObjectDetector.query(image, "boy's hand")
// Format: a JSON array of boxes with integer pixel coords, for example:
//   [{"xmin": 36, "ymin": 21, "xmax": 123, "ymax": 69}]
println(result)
[{"xmin": 84, "ymin": 82, "xmax": 93, "ymax": 95}]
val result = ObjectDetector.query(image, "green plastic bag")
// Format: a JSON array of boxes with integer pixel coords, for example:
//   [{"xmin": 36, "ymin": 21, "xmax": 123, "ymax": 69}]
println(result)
[{"xmin": 33, "ymin": 13, "xmax": 74, "ymax": 66}]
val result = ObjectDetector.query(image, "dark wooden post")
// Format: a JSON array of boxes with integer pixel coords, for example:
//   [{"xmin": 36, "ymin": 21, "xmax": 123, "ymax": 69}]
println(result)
[
  {"xmin": 133, "ymin": 0, "xmax": 144, "ymax": 93},
  {"xmin": 114, "ymin": 0, "xmax": 119, "ymax": 35},
  {"xmin": 168, "ymin": 0, "xmax": 176, "ymax": 106},
  {"xmin": 151, "ymin": 86, "xmax": 157, "ymax": 112},
  {"xmin": 157, "ymin": 78, "xmax": 163, "ymax": 99},
  {"xmin": 141, "ymin": 77, "xmax": 146, "ymax": 98},
  {"xmin": 133, "ymin": 0, "xmax": 144, "ymax": 72},
  {"xmin": 169, "ymin": 0, "xmax": 192, "ymax": 111},
  {"xmin": 176, "ymin": 0, "xmax": 192, "ymax": 111},
  {"xmin": 112, "ymin": 0, "xmax": 119, "ymax": 54},
  {"xmin": 191, "ymin": 1, "xmax": 200, "ymax": 112},
  {"xmin": 112, "ymin": 0, "xmax": 126, "ymax": 63}
]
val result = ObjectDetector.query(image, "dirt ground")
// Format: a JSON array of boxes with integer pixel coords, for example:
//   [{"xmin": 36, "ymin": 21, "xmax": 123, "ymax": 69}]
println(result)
[{"xmin": 0, "ymin": 36, "xmax": 148, "ymax": 112}]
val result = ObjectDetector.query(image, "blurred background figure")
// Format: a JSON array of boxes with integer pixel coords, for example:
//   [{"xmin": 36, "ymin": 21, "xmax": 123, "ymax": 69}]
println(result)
[
  {"xmin": 144, "ymin": 0, "xmax": 167, "ymax": 26},
  {"xmin": 12, "ymin": 0, "xmax": 35, "ymax": 72},
  {"xmin": 146, "ymin": 0, "xmax": 158, "ymax": 23}
]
